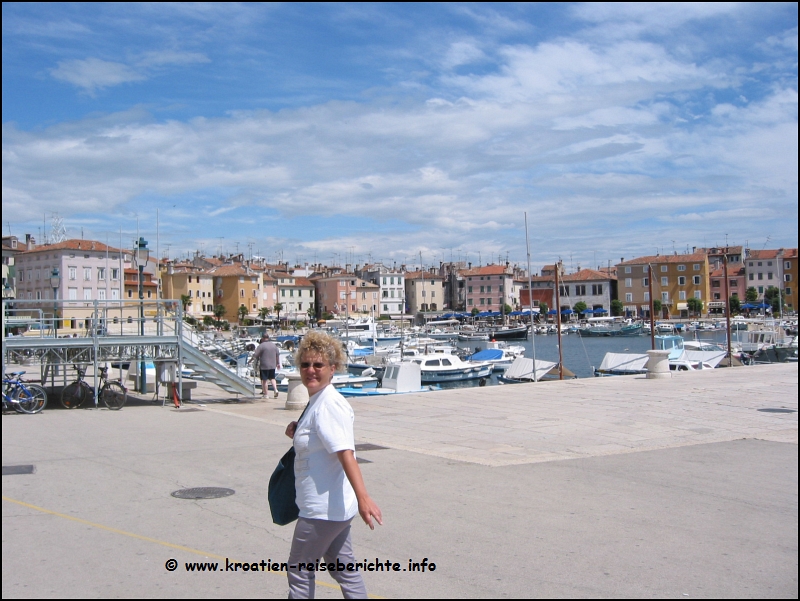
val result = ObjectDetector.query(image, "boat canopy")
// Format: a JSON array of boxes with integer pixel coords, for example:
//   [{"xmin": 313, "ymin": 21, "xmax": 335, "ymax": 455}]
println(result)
[
  {"xmin": 598, "ymin": 353, "xmax": 649, "ymax": 372},
  {"xmin": 469, "ymin": 349, "xmax": 504, "ymax": 361},
  {"xmin": 504, "ymin": 357, "xmax": 557, "ymax": 381}
]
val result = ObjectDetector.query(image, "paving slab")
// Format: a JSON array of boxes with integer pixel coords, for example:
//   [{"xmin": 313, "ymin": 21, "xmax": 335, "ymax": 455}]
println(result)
[{"xmin": 2, "ymin": 363, "xmax": 797, "ymax": 598}]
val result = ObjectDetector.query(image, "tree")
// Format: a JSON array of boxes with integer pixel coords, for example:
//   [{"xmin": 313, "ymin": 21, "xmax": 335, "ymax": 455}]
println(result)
[
  {"xmin": 502, "ymin": 303, "xmax": 513, "ymax": 315},
  {"xmin": 471, "ymin": 307, "xmax": 480, "ymax": 316},
  {"xmin": 764, "ymin": 286, "xmax": 782, "ymax": 314},
  {"xmin": 258, "ymin": 307, "xmax": 270, "ymax": 322},
  {"xmin": 213, "ymin": 304, "xmax": 227, "ymax": 325},
  {"xmin": 539, "ymin": 302, "xmax": 548, "ymax": 316},
  {"xmin": 652, "ymin": 299, "xmax": 663, "ymax": 317},
  {"xmin": 573, "ymin": 301, "xmax": 588, "ymax": 316},
  {"xmin": 202, "ymin": 315, "xmax": 215, "ymax": 327},
  {"xmin": 686, "ymin": 297, "xmax": 703, "ymax": 317},
  {"xmin": 610, "ymin": 299, "xmax": 623, "ymax": 317},
  {"xmin": 745, "ymin": 287, "xmax": 758, "ymax": 302},
  {"xmin": 729, "ymin": 295, "xmax": 741, "ymax": 314},
  {"xmin": 180, "ymin": 294, "xmax": 192, "ymax": 312},
  {"xmin": 238, "ymin": 304, "xmax": 249, "ymax": 323},
  {"xmin": 273, "ymin": 303, "xmax": 284, "ymax": 329}
]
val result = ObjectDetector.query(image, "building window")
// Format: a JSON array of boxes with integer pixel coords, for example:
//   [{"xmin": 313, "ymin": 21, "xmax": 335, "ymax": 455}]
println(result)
[
  {"xmin": 624, "ymin": 266, "xmax": 631, "ymax": 274},
  {"xmin": 694, "ymin": 291, "xmax": 701, "ymax": 299},
  {"xmin": 111, "ymin": 268, "xmax": 119, "ymax": 280},
  {"xmin": 84, "ymin": 288, "xmax": 92, "ymax": 300},
  {"xmin": 693, "ymin": 276, "xmax": 701, "ymax": 285},
  {"xmin": 98, "ymin": 268, "xmax": 105, "ymax": 280},
  {"xmin": 758, "ymin": 273, "xmax": 763, "ymax": 280},
  {"xmin": 693, "ymin": 264, "xmax": 700, "ymax": 271},
  {"xmin": 677, "ymin": 265, "xmax": 686, "ymax": 271},
  {"xmin": 575, "ymin": 285, "xmax": 586, "ymax": 296},
  {"xmin": 69, "ymin": 287, "xmax": 78, "ymax": 300},
  {"xmin": 468, "ymin": 286, "xmax": 473, "ymax": 293},
  {"xmin": 642, "ymin": 278, "xmax": 649, "ymax": 287},
  {"xmin": 625, "ymin": 293, "xmax": 633, "ymax": 302},
  {"xmin": 467, "ymin": 298, "xmax": 473, "ymax": 306},
  {"xmin": 730, "ymin": 280, "xmax": 738, "ymax": 288},
  {"xmin": 661, "ymin": 277, "xmax": 668, "ymax": 286},
  {"xmin": 592, "ymin": 284, "xmax": 603, "ymax": 295},
  {"xmin": 111, "ymin": 289, "xmax": 119, "ymax": 300},
  {"xmin": 69, "ymin": 267, "xmax": 77, "ymax": 280},
  {"xmin": 785, "ymin": 274, "xmax": 793, "ymax": 282},
  {"xmin": 84, "ymin": 267, "xmax": 91, "ymax": 281},
  {"xmin": 98, "ymin": 289, "xmax": 106, "ymax": 300},
  {"xmin": 644, "ymin": 292, "xmax": 650, "ymax": 301},
  {"xmin": 480, "ymin": 298, "xmax": 485, "ymax": 305},
  {"xmin": 758, "ymin": 286, "xmax": 764, "ymax": 293},
  {"xmin": 679, "ymin": 291, "xmax": 686, "ymax": 300},
  {"xmin": 487, "ymin": 285, "xmax": 492, "ymax": 293},
  {"xmin": 625, "ymin": 278, "xmax": 632, "ymax": 288},
  {"xmin": 678, "ymin": 276, "xmax": 686, "ymax": 286},
  {"xmin": 767, "ymin": 272, "xmax": 773, "ymax": 280},
  {"xmin": 661, "ymin": 292, "xmax": 669, "ymax": 302},
  {"xmin": 749, "ymin": 273, "xmax": 754, "ymax": 281},
  {"xmin": 661, "ymin": 266, "xmax": 668, "ymax": 272}
]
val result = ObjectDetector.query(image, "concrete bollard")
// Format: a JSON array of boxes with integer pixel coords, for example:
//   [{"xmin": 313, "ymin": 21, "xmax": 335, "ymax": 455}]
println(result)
[
  {"xmin": 285, "ymin": 373, "xmax": 309, "ymax": 410},
  {"xmin": 646, "ymin": 349, "xmax": 672, "ymax": 379}
]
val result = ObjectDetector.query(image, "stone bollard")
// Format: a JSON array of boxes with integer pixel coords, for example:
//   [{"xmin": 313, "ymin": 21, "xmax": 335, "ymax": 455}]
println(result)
[
  {"xmin": 285, "ymin": 373, "xmax": 309, "ymax": 410},
  {"xmin": 646, "ymin": 349, "xmax": 672, "ymax": 379}
]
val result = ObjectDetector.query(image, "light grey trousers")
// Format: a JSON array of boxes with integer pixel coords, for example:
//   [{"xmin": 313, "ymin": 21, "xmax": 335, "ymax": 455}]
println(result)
[{"xmin": 287, "ymin": 517, "xmax": 367, "ymax": 599}]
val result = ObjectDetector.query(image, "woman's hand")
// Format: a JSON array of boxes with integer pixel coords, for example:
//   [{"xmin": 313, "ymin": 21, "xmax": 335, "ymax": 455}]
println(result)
[{"xmin": 285, "ymin": 421, "xmax": 298, "ymax": 439}]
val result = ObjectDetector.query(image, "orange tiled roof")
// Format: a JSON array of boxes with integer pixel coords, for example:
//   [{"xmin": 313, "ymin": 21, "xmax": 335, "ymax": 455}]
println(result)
[
  {"xmin": 562, "ymin": 268, "xmax": 614, "ymax": 282},
  {"xmin": 618, "ymin": 253, "xmax": 708, "ymax": 265},
  {"xmin": 460, "ymin": 265, "xmax": 511, "ymax": 277},
  {"xmin": 20, "ymin": 239, "xmax": 124, "ymax": 254}
]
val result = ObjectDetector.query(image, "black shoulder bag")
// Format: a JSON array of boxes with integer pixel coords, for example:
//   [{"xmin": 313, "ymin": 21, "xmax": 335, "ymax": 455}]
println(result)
[{"xmin": 268, "ymin": 404, "xmax": 308, "ymax": 526}]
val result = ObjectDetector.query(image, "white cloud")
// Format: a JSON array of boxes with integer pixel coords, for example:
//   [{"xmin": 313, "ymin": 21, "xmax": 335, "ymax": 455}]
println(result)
[{"xmin": 50, "ymin": 58, "xmax": 146, "ymax": 93}]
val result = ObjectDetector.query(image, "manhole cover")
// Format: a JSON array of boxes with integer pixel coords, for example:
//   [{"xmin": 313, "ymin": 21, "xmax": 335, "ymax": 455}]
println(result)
[
  {"xmin": 757, "ymin": 408, "xmax": 797, "ymax": 414},
  {"xmin": 171, "ymin": 487, "xmax": 235, "ymax": 499},
  {"xmin": 2, "ymin": 465, "xmax": 35, "ymax": 476},
  {"xmin": 355, "ymin": 443, "xmax": 388, "ymax": 451}
]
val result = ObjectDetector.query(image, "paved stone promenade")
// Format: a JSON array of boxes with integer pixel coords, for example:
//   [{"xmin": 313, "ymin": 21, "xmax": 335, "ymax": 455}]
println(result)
[{"xmin": 3, "ymin": 363, "xmax": 797, "ymax": 598}]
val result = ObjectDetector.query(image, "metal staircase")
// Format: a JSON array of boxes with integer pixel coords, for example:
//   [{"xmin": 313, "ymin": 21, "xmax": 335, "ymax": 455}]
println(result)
[{"xmin": 180, "ymin": 334, "xmax": 256, "ymax": 398}]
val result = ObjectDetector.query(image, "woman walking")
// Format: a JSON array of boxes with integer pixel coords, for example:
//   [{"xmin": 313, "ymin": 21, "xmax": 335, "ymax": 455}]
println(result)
[{"xmin": 284, "ymin": 331, "xmax": 382, "ymax": 598}]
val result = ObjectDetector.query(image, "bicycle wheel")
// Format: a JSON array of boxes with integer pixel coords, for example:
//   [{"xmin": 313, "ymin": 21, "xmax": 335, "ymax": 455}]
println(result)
[
  {"xmin": 60, "ymin": 381, "xmax": 88, "ymax": 409},
  {"xmin": 15, "ymin": 385, "xmax": 47, "ymax": 414},
  {"xmin": 100, "ymin": 382, "xmax": 127, "ymax": 410}
]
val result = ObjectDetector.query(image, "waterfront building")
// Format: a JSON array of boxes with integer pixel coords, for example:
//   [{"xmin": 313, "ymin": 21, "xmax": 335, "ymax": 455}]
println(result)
[
  {"xmin": 616, "ymin": 253, "xmax": 710, "ymax": 318},
  {"xmin": 745, "ymin": 249, "xmax": 790, "ymax": 302},
  {"xmin": 404, "ymin": 269, "xmax": 445, "ymax": 314},
  {"xmin": 2, "ymin": 235, "xmax": 22, "ymax": 300},
  {"xmin": 783, "ymin": 249, "xmax": 798, "ymax": 312},
  {"xmin": 160, "ymin": 261, "xmax": 214, "ymax": 317},
  {"xmin": 355, "ymin": 263, "xmax": 405, "ymax": 317},
  {"xmin": 314, "ymin": 274, "xmax": 379, "ymax": 318},
  {"xmin": 208, "ymin": 262, "xmax": 264, "ymax": 323},
  {"xmin": 274, "ymin": 271, "xmax": 315, "ymax": 321},
  {"xmin": 460, "ymin": 264, "xmax": 514, "ymax": 312}
]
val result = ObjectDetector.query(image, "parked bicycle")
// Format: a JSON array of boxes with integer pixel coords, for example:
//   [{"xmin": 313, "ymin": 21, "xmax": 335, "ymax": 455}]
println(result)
[
  {"xmin": 60, "ymin": 365, "xmax": 128, "ymax": 410},
  {"xmin": 3, "ymin": 371, "xmax": 47, "ymax": 414}
]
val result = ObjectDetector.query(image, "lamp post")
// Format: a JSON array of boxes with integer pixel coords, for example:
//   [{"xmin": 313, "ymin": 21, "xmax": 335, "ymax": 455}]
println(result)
[
  {"xmin": 136, "ymin": 237, "xmax": 149, "ymax": 394},
  {"xmin": 50, "ymin": 268, "xmax": 61, "ymax": 338}
]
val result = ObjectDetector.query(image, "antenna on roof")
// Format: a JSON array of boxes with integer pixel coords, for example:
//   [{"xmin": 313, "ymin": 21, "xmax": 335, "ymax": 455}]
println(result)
[{"xmin": 50, "ymin": 213, "xmax": 67, "ymax": 243}]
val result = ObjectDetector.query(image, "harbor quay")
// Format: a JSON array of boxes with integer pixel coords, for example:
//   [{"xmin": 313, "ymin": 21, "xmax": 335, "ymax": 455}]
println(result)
[{"xmin": 2, "ymin": 364, "xmax": 797, "ymax": 598}]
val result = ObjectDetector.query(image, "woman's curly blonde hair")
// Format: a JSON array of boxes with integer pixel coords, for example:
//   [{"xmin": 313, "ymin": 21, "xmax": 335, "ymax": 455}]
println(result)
[{"xmin": 295, "ymin": 331, "xmax": 346, "ymax": 371}]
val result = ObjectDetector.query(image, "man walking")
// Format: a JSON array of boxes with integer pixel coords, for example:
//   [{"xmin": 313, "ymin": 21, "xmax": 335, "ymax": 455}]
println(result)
[{"xmin": 252, "ymin": 334, "xmax": 281, "ymax": 398}]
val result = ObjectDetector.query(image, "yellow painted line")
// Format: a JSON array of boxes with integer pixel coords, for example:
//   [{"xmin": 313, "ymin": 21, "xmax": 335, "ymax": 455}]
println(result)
[{"xmin": 2, "ymin": 495, "xmax": 383, "ymax": 597}]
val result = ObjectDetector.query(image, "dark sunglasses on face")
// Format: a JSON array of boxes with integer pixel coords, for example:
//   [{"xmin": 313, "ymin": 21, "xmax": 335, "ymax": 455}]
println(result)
[{"xmin": 300, "ymin": 362, "xmax": 329, "ymax": 370}]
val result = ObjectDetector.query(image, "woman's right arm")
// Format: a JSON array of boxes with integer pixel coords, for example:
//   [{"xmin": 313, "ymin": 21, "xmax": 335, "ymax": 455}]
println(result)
[{"xmin": 285, "ymin": 421, "xmax": 298, "ymax": 438}]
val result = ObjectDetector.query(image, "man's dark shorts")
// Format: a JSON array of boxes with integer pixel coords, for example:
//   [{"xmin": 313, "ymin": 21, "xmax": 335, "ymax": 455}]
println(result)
[{"xmin": 260, "ymin": 369, "xmax": 276, "ymax": 380}]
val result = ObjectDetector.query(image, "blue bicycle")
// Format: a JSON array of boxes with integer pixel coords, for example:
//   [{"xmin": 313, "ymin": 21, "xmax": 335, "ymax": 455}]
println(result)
[{"xmin": 3, "ymin": 372, "xmax": 48, "ymax": 414}]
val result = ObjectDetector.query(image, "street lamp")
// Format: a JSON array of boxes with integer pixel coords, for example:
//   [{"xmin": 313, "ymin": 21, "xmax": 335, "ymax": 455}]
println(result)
[
  {"xmin": 50, "ymin": 268, "xmax": 61, "ymax": 338},
  {"xmin": 136, "ymin": 237, "xmax": 149, "ymax": 394}
]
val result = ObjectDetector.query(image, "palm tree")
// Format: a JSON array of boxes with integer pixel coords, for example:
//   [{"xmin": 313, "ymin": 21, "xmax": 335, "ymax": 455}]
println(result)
[
  {"xmin": 213, "ymin": 304, "xmax": 227, "ymax": 325},
  {"xmin": 238, "ymin": 304, "xmax": 249, "ymax": 323},
  {"xmin": 258, "ymin": 307, "xmax": 270, "ymax": 322},
  {"xmin": 273, "ymin": 303, "xmax": 284, "ymax": 325},
  {"xmin": 180, "ymin": 294, "xmax": 192, "ymax": 313}
]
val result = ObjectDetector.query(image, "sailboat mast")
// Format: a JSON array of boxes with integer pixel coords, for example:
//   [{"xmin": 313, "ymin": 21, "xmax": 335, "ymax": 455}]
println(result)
[{"xmin": 555, "ymin": 260, "xmax": 563, "ymax": 380}]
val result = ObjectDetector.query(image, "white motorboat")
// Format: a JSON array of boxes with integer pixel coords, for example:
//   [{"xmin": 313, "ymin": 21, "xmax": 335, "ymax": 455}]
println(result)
[{"xmin": 407, "ymin": 353, "xmax": 492, "ymax": 383}]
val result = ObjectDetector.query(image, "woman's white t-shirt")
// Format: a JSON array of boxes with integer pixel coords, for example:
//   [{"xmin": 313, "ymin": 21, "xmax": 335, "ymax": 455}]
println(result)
[{"xmin": 293, "ymin": 385, "xmax": 358, "ymax": 521}]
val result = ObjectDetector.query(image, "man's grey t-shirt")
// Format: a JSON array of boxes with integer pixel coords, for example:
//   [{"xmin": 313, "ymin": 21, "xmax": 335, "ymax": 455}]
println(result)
[{"xmin": 253, "ymin": 341, "xmax": 281, "ymax": 370}]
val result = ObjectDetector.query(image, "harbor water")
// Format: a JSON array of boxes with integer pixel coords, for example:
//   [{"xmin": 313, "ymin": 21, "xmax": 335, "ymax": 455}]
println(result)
[{"xmin": 441, "ymin": 328, "xmax": 733, "ymax": 388}]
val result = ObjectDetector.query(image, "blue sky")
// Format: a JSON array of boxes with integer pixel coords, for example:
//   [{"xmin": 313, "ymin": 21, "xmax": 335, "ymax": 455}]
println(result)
[{"xmin": 2, "ymin": 3, "xmax": 797, "ymax": 271}]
